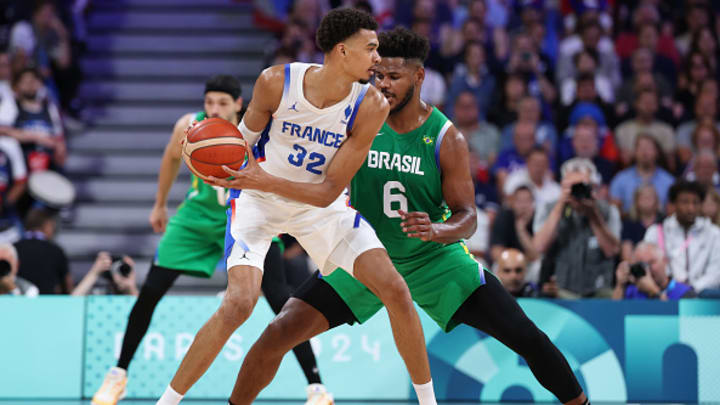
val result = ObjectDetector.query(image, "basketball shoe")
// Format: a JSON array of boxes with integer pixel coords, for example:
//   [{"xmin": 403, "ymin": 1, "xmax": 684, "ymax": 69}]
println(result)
[
  {"xmin": 306, "ymin": 383, "xmax": 334, "ymax": 405},
  {"xmin": 92, "ymin": 367, "xmax": 127, "ymax": 405}
]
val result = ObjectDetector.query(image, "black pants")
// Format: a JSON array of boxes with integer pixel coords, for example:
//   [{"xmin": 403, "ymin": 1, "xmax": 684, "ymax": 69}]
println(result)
[
  {"xmin": 116, "ymin": 242, "xmax": 321, "ymax": 384},
  {"xmin": 451, "ymin": 271, "xmax": 582, "ymax": 403}
]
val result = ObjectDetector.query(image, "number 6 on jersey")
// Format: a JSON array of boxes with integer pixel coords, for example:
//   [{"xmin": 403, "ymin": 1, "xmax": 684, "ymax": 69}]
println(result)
[{"xmin": 383, "ymin": 181, "xmax": 407, "ymax": 218}]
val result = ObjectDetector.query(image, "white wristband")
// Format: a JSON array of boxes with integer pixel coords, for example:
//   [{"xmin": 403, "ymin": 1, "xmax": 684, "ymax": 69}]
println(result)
[{"xmin": 237, "ymin": 120, "xmax": 262, "ymax": 147}]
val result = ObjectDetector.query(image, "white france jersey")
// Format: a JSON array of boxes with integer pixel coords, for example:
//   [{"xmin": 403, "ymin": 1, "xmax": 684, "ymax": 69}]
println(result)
[{"xmin": 254, "ymin": 62, "xmax": 370, "ymax": 184}]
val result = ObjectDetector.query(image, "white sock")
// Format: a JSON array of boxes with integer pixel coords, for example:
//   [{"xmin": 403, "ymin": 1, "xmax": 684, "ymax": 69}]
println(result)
[
  {"xmin": 156, "ymin": 385, "xmax": 184, "ymax": 405},
  {"xmin": 413, "ymin": 379, "xmax": 437, "ymax": 405}
]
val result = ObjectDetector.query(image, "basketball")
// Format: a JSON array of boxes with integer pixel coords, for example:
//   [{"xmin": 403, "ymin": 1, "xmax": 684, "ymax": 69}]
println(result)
[{"xmin": 182, "ymin": 117, "xmax": 247, "ymax": 180}]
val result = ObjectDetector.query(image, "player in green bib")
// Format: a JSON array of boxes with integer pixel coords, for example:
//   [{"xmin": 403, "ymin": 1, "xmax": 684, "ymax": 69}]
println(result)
[
  {"xmin": 92, "ymin": 76, "xmax": 331, "ymax": 405},
  {"xmin": 225, "ymin": 28, "xmax": 589, "ymax": 405}
]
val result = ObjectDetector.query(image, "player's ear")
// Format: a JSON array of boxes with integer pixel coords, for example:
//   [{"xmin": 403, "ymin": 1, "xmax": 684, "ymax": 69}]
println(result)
[
  {"xmin": 235, "ymin": 97, "xmax": 244, "ymax": 112},
  {"xmin": 415, "ymin": 65, "xmax": 425, "ymax": 86},
  {"xmin": 337, "ymin": 43, "xmax": 347, "ymax": 57}
]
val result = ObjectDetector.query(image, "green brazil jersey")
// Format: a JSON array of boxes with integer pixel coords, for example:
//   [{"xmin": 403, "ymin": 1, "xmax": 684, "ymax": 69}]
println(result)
[
  {"xmin": 169, "ymin": 111, "xmax": 229, "ymax": 232},
  {"xmin": 349, "ymin": 107, "xmax": 453, "ymax": 261}
]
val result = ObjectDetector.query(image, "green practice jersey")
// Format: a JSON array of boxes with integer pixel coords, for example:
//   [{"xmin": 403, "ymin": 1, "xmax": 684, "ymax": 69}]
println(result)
[{"xmin": 349, "ymin": 107, "xmax": 453, "ymax": 261}]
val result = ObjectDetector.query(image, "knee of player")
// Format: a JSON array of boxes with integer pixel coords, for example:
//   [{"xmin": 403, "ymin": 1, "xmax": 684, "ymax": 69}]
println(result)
[
  {"xmin": 261, "ymin": 317, "xmax": 302, "ymax": 352},
  {"xmin": 218, "ymin": 293, "xmax": 257, "ymax": 326},
  {"xmin": 377, "ymin": 275, "xmax": 413, "ymax": 308}
]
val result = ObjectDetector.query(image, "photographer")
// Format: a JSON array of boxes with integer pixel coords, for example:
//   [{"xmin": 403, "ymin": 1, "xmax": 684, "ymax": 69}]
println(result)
[
  {"xmin": 612, "ymin": 242, "xmax": 696, "ymax": 300},
  {"xmin": 72, "ymin": 252, "xmax": 139, "ymax": 296},
  {"xmin": 0, "ymin": 243, "xmax": 38, "ymax": 296},
  {"xmin": 533, "ymin": 158, "xmax": 621, "ymax": 298}
]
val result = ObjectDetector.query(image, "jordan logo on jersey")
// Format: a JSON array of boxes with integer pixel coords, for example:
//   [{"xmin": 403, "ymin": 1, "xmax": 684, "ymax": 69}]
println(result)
[
  {"xmin": 341, "ymin": 105, "xmax": 352, "ymax": 125},
  {"xmin": 367, "ymin": 150, "xmax": 425, "ymax": 175},
  {"xmin": 288, "ymin": 102, "xmax": 299, "ymax": 112}
]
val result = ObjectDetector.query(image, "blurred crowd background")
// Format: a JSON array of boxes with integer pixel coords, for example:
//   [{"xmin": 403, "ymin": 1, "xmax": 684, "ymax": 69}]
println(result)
[{"xmin": 1, "ymin": 0, "xmax": 720, "ymax": 302}]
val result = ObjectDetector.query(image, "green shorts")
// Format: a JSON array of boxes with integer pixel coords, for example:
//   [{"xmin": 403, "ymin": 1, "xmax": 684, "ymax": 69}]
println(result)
[
  {"xmin": 154, "ymin": 215, "xmax": 226, "ymax": 278},
  {"xmin": 323, "ymin": 242, "xmax": 485, "ymax": 332}
]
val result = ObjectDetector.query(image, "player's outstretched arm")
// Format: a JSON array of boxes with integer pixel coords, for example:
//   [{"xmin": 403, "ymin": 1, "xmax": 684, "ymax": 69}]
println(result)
[
  {"xmin": 150, "ymin": 112, "xmax": 194, "ymax": 233},
  {"xmin": 213, "ymin": 86, "xmax": 390, "ymax": 207},
  {"xmin": 400, "ymin": 126, "xmax": 477, "ymax": 243}
]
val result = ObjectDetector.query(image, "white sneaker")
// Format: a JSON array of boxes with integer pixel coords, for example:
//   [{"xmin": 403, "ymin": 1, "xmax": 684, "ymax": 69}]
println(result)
[
  {"xmin": 305, "ymin": 383, "xmax": 334, "ymax": 405},
  {"xmin": 92, "ymin": 367, "xmax": 128, "ymax": 405}
]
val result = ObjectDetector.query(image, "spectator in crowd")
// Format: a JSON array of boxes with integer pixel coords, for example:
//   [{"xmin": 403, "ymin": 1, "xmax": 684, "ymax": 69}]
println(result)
[
  {"xmin": 616, "ymin": 48, "xmax": 674, "ymax": 116},
  {"xmin": 557, "ymin": 73, "xmax": 615, "ymax": 131},
  {"xmin": 557, "ymin": 18, "xmax": 620, "ymax": 91},
  {"xmin": 10, "ymin": 68, "xmax": 66, "ymax": 172},
  {"xmin": 610, "ymin": 134, "xmax": 674, "ymax": 215},
  {"xmin": 453, "ymin": 90, "xmax": 500, "ymax": 166},
  {"xmin": 569, "ymin": 121, "xmax": 614, "ymax": 191},
  {"xmin": 614, "ymin": 87, "xmax": 675, "ymax": 169},
  {"xmin": 614, "ymin": 3, "xmax": 680, "ymax": 65},
  {"xmin": 676, "ymin": 95, "xmax": 720, "ymax": 166},
  {"xmin": 487, "ymin": 73, "xmax": 526, "ymax": 128},
  {"xmin": 644, "ymin": 180, "xmax": 720, "ymax": 294},
  {"xmin": 273, "ymin": 18, "xmax": 319, "ymax": 64},
  {"xmin": 0, "ymin": 129, "xmax": 28, "ymax": 243},
  {"xmin": 490, "ymin": 183, "xmax": 537, "ymax": 263},
  {"xmin": 675, "ymin": 2, "xmax": 712, "ymax": 56},
  {"xmin": 445, "ymin": 41, "xmax": 495, "ymax": 119},
  {"xmin": 559, "ymin": 102, "xmax": 619, "ymax": 164},
  {"xmin": 674, "ymin": 51, "xmax": 713, "ymax": 122},
  {"xmin": 684, "ymin": 149, "xmax": 720, "ymax": 192},
  {"xmin": 702, "ymin": 188, "xmax": 720, "ymax": 226},
  {"xmin": 8, "ymin": 0, "xmax": 78, "ymax": 111},
  {"xmin": 612, "ymin": 242, "xmax": 696, "ymax": 300},
  {"xmin": 0, "ymin": 242, "xmax": 37, "ymax": 296},
  {"xmin": 419, "ymin": 64, "xmax": 446, "ymax": 108},
  {"xmin": 14, "ymin": 208, "xmax": 71, "ymax": 294},
  {"xmin": 494, "ymin": 248, "xmax": 538, "ymax": 297},
  {"xmin": 72, "ymin": 252, "xmax": 139, "ymax": 296},
  {"xmin": 503, "ymin": 146, "xmax": 559, "ymax": 208},
  {"xmin": 500, "ymin": 95, "xmax": 557, "ymax": 156},
  {"xmin": 0, "ymin": 49, "xmax": 18, "ymax": 126},
  {"xmin": 506, "ymin": 30, "xmax": 556, "ymax": 109},
  {"xmin": 533, "ymin": 158, "xmax": 621, "ymax": 298},
  {"xmin": 632, "ymin": 23, "xmax": 678, "ymax": 84},
  {"xmin": 560, "ymin": 49, "xmax": 614, "ymax": 107},
  {"xmin": 493, "ymin": 120, "xmax": 535, "ymax": 196},
  {"xmin": 691, "ymin": 26, "xmax": 720, "ymax": 80},
  {"xmin": 621, "ymin": 185, "xmax": 662, "ymax": 262}
]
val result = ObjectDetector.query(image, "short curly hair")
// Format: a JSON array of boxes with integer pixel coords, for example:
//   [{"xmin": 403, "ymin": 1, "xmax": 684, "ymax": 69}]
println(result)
[
  {"xmin": 668, "ymin": 180, "xmax": 706, "ymax": 203},
  {"xmin": 315, "ymin": 8, "xmax": 378, "ymax": 53},
  {"xmin": 377, "ymin": 27, "xmax": 430, "ymax": 63}
]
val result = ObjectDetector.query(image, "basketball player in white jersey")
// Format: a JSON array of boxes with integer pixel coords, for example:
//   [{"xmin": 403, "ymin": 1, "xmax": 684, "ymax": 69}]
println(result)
[{"xmin": 154, "ymin": 9, "xmax": 436, "ymax": 405}]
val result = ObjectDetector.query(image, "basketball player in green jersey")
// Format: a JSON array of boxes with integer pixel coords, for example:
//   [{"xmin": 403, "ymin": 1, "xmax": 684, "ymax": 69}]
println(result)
[
  {"xmin": 223, "ymin": 28, "xmax": 590, "ymax": 405},
  {"xmin": 92, "ymin": 75, "xmax": 331, "ymax": 405}
]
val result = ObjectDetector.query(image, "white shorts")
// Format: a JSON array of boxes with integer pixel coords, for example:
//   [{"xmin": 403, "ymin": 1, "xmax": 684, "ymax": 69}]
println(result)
[{"xmin": 225, "ymin": 190, "xmax": 384, "ymax": 276}]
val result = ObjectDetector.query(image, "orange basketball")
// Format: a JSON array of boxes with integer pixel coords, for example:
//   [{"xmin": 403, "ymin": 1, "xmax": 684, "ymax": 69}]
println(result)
[{"xmin": 182, "ymin": 117, "xmax": 247, "ymax": 180}]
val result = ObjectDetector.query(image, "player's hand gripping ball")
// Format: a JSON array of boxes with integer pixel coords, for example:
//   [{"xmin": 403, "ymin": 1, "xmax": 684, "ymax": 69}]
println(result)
[{"xmin": 182, "ymin": 118, "xmax": 247, "ymax": 180}]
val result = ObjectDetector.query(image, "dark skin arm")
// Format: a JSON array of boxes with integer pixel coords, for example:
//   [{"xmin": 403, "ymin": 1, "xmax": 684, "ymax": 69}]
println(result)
[
  {"xmin": 400, "ymin": 126, "xmax": 477, "ymax": 243},
  {"xmin": 208, "ymin": 66, "xmax": 390, "ymax": 207}
]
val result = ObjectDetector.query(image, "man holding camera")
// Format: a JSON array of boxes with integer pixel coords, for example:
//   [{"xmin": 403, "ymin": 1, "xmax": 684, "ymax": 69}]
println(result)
[
  {"xmin": 533, "ymin": 158, "xmax": 621, "ymax": 298},
  {"xmin": 612, "ymin": 242, "xmax": 695, "ymax": 300},
  {"xmin": 72, "ymin": 252, "xmax": 138, "ymax": 296}
]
